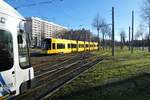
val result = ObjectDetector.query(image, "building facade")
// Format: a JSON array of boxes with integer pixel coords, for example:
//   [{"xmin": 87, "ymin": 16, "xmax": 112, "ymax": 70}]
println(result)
[{"xmin": 25, "ymin": 17, "xmax": 68, "ymax": 47}]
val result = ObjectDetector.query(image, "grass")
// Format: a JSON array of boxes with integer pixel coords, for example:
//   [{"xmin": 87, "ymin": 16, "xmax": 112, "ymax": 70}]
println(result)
[{"xmin": 50, "ymin": 48, "xmax": 150, "ymax": 100}]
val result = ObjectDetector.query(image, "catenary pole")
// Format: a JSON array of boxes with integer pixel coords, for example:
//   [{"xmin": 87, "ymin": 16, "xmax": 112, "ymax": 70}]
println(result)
[
  {"xmin": 112, "ymin": 7, "xmax": 115, "ymax": 57},
  {"xmin": 131, "ymin": 11, "xmax": 134, "ymax": 54}
]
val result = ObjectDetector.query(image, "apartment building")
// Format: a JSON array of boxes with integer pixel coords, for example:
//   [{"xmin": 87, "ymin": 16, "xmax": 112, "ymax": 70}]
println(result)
[
  {"xmin": 25, "ymin": 17, "xmax": 68, "ymax": 47},
  {"xmin": 25, "ymin": 17, "xmax": 42, "ymax": 47}
]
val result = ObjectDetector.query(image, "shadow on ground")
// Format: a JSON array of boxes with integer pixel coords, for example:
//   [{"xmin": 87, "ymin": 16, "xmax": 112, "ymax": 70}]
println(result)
[{"xmin": 51, "ymin": 73, "xmax": 150, "ymax": 100}]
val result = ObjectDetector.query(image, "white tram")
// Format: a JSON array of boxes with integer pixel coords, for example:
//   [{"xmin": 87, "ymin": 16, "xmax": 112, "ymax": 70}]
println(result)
[{"xmin": 0, "ymin": 0, "xmax": 34, "ymax": 98}]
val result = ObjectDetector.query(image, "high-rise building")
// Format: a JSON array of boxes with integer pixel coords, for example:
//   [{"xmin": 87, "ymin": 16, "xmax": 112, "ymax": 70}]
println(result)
[
  {"xmin": 25, "ymin": 17, "xmax": 68, "ymax": 47},
  {"xmin": 25, "ymin": 17, "xmax": 42, "ymax": 47}
]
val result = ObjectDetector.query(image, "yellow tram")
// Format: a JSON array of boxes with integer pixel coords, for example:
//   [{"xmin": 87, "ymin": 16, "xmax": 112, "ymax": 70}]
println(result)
[{"xmin": 41, "ymin": 38, "xmax": 98, "ymax": 54}]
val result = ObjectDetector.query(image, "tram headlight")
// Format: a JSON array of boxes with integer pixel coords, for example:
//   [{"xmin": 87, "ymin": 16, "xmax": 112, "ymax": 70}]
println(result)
[{"xmin": 0, "ymin": 17, "xmax": 6, "ymax": 24}]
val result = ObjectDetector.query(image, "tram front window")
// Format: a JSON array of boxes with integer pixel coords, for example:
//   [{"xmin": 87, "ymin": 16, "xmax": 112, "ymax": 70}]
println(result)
[
  {"xmin": 42, "ymin": 39, "xmax": 51, "ymax": 50},
  {"xmin": 0, "ymin": 30, "xmax": 13, "ymax": 71}
]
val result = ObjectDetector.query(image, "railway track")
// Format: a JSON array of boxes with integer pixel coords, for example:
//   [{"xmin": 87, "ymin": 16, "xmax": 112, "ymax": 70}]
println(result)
[
  {"xmin": 41, "ymin": 58, "xmax": 103, "ymax": 100},
  {"xmin": 14, "ymin": 53, "xmax": 103, "ymax": 100},
  {"xmin": 33, "ymin": 52, "xmax": 92, "ymax": 73},
  {"xmin": 34, "ymin": 52, "xmax": 95, "ymax": 87},
  {"xmin": 32, "ymin": 53, "xmax": 77, "ymax": 70}
]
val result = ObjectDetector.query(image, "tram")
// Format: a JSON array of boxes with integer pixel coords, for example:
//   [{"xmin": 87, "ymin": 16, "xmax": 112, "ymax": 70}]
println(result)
[
  {"xmin": 0, "ymin": 0, "xmax": 34, "ymax": 98},
  {"xmin": 41, "ymin": 38, "xmax": 98, "ymax": 54}
]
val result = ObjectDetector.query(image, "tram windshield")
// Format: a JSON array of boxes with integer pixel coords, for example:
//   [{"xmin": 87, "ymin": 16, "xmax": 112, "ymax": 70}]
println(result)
[
  {"xmin": 0, "ymin": 30, "xmax": 13, "ymax": 71},
  {"xmin": 41, "ymin": 39, "xmax": 51, "ymax": 50}
]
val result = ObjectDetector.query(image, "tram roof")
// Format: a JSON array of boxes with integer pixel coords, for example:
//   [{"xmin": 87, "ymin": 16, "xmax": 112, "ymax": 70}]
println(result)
[{"xmin": 0, "ymin": 0, "xmax": 24, "ymax": 20}]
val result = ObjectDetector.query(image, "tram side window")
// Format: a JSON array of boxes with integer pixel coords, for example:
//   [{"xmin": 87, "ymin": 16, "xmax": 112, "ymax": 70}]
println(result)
[
  {"xmin": 52, "ymin": 43, "xmax": 55, "ymax": 49},
  {"xmin": 0, "ymin": 30, "xmax": 13, "ymax": 71},
  {"xmin": 79, "ymin": 44, "xmax": 84, "ymax": 48},
  {"xmin": 68, "ymin": 44, "xmax": 71, "ymax": 48},
  {"xmin": 79, "ymin": 44, "xmax": 81, "ymax": 48},
  {"xmin": 71, "ymin": 44, "xmax": 77, "ymax": 48},
  {"xmin": 86, "ymin": 44, "xmax": 89, "ymax": 47},
  {"xmin": 18, "ymin": 34, "xmax": 30, "ymax": 69},
  {"xmin": 57, "ymin": 43, "xmax": 65, "ymax": 49}
]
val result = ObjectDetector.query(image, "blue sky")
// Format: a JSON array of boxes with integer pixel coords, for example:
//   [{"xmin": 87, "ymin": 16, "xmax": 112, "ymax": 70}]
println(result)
[{"xmin": 6, "ymin": 0, "xmax": 143, "ymax": 40}]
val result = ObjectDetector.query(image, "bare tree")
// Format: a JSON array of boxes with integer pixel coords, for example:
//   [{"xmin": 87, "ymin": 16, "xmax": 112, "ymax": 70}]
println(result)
[
  {"xmin": 141, "ymin": 0, "xmax": 150, "ymax": 52},
  {"xmin": 53, "ymin": 30, "xmax": 68, "ymax": 39},
  {"xmin": 92, "ymin": 14, "xmax": 107, "ymax": 50},
  {"xmin": 107, "ymin": 28, "xmax": 112, "ymax": 49},
  {"xmin": 145, "ymin": 32, "xmax": 149, "ymax": 40},
  {"xmin": 104, "ymin": 26, "xmax": 112, "ymax": 49},
  {"xmin": 120, "ymin": 30, "xmax": 126, "ymax": 49},
  {"xmin": 101, "ymin": 24, "xmax": 111, "ymax": 49},
  {"xmin": 135, "ymin": 31, "xmax": 143, "ymax": 50},
  {"xmin": 136, "ymin": 24, "xmax": 145, "ymax": 51},
  {"xmin": 142, "ymin": 0, "xmax": 150, "ymax": 18},
  {"xmin": 135, "ymin": 31, "xmax": 140, "ymax": 40}
]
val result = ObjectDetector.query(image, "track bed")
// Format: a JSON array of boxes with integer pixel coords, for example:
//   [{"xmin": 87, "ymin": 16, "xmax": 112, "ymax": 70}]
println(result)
[{"xmin": 13, "ymin": 52, "xmax": 103, "ymax": 100}]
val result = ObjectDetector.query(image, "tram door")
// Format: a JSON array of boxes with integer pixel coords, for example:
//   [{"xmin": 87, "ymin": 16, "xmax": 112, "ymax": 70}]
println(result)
[{"xmin": 17, "ymin": 33, "xmax": 30, "ymax": 70}]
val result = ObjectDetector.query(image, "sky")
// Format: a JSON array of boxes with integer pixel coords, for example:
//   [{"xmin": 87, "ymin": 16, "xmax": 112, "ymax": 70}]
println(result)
[{"xmin": 5, "ymin": 0, "xmax": 143, "ymax": 41}]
